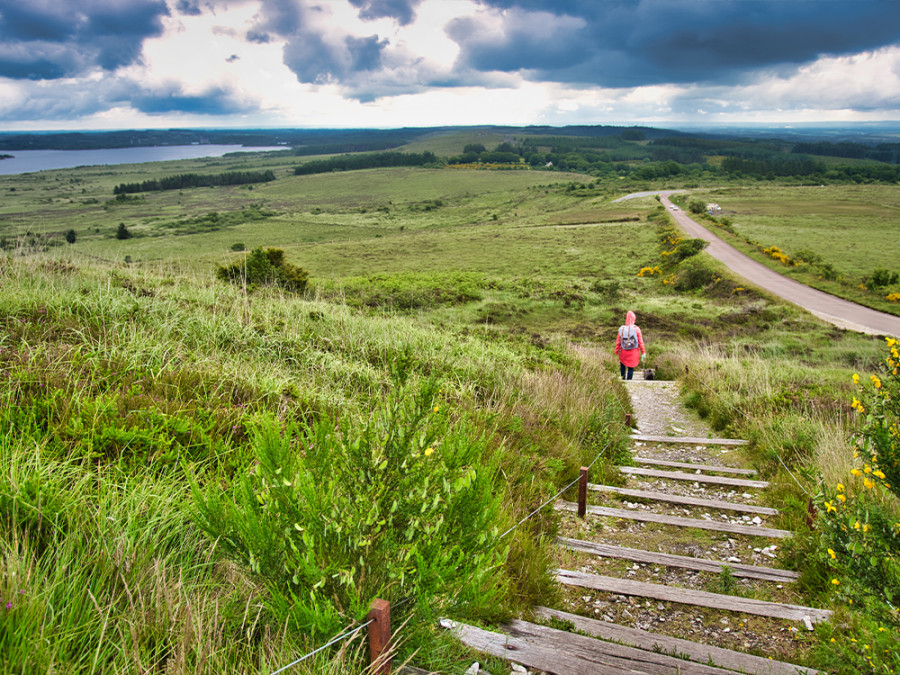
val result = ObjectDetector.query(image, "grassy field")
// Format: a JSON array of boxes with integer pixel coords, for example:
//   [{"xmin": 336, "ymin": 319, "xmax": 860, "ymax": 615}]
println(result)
[{"xmin": 1, "ymin": 147, "xmax": 898, "ymax": 673}]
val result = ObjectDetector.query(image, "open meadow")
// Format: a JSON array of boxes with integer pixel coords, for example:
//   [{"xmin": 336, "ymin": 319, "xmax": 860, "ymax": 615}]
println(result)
[{"xmin": 1, "ymin": 140, "xmax": 898, "ymax": 673}]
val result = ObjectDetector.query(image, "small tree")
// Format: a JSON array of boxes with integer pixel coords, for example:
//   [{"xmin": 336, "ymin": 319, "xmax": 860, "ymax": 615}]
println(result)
[
  {"xmin": 115, "ymin": 223, "xmax": 132, "ymax": 240},
  {"xmin": 216, "ymin": 247, "xmax": 309, "ymax": 293},
  {"xmin": 64, "ymin": 229, "xmax": 77, "ymax": 244}
]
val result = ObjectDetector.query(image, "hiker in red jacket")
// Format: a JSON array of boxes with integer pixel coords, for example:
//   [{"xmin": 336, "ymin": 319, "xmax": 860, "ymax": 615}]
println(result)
[{"xmin": 614, "ymin": 310, "xmax": 645, "ymax": 380}]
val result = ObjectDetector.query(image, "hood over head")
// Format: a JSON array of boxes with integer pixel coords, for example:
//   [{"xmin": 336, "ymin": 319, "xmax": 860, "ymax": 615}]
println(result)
[{"xmin": 625, "ymin": 311, "xmax": 636, "ymax": 326}]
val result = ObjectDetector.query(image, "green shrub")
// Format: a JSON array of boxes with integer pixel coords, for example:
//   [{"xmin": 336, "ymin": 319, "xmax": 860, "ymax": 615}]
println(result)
[
  {"xmin": 671, "ymin": 238, "xmax": 708, "ymax": 263},
  {"xmin": 191, "ymin": 380, "xmax": 512, "ymax": 638},
  {"xmin": 216, "ymin": 247, "xmax": 309, "ymax": 293},
  {"xmin": 673, "ymin": 257, "xmax": 716, "ymax": 291},
  {"xmin": 865, "ymin": 268, "xmax": 899, "ymax": 291}
]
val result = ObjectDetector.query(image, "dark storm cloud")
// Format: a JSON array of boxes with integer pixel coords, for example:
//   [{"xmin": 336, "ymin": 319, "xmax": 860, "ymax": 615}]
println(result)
[
  {"xmin": 0, "ymin": 0, "xmax": 169, "ymax": 80},
  {"xmin": 251, "ymin": 1, "xmax": 388, "ymax": 86},
  {"xmin": 131, "ymin": 84, "xmax": 256, "ymax": 115},
  {"xmin": 348, "ymin": 0, "xmax": 425, "ymax": 26},
  {"xmin": 454, "ymin": 0, "xmax": 900, "ymax": 87}
]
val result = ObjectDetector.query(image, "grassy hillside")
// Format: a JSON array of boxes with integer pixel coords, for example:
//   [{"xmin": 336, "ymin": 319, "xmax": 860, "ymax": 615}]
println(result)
[{"xmin": 1, "ymin": 152, "xmax": 898, "ymax": 673}]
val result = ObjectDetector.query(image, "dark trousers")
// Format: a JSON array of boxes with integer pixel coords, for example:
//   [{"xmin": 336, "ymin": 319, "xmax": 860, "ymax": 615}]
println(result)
[{"xmin": 620, "ymin": 363, "xmax": 634, "ymax": 380}]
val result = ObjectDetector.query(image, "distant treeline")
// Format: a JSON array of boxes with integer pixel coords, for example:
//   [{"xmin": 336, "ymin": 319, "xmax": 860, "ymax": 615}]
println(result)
[
  {"xmin": 293, "ymin": 151, "xmax": 438, "ymax": 175},
  {"xmin": 113, "ymin": 170, "xmax": 276, "ymax": 194},
  {"xmin": 792, "ymin": 141, "xmax": 900, "ymax": 163}
]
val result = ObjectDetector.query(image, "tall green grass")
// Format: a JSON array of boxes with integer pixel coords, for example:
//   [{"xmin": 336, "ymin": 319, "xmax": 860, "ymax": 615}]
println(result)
[{"xmin": 0, "ymin": 254, "xmax": 627, "ymax": 672}]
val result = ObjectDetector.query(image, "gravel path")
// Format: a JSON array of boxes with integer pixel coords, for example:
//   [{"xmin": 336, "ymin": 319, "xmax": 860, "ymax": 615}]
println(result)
[{"xmin": 552, "ymin": 376, "xmax": 816, "ymax": 668}]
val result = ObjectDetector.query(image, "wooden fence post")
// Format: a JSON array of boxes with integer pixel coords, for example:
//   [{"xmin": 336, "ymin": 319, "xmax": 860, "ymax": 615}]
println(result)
[
  {"xmin": 368, "ymin": 598, "xmax": 392, "ymax": 674},
  {"xmin": 805, "ymin": 497, "xmax": 818, "ymax": 530},
  {"xmin": 578, "ymin": 467, "xmax": 588, "ymax": 519}
]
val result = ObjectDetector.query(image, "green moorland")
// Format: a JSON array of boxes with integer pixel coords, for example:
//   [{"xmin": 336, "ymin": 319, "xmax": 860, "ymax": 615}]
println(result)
[{"xmin": 1, "ymin": 135, "xmax": 898, "ymax": 673}]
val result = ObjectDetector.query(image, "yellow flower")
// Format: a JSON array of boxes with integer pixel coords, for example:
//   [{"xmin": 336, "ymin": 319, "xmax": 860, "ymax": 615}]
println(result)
[
  {"xmin": 853, "ymin": 373, "xmax": 860, "ymax": 384},
  {"xmin": 832, "ymin": 578, "xmax": 840, "ymax": 585},
  {"xmin": 854, "ymin": 521, "xmax": 861, "ymax": 530},
  {"xmin": 864, "ymin": 464, "xmax": 872, "ymax": 474},
  {"xmin": 433, "ymin": 406, "xmax": 439, "ymax": 413},
  {"xmin": 850, "ymin": 468, "xmax": 862, "ymax": 477},
  {"xmin": 888, "ymin": 337, "xmax": 897, "ymax": 348},
  {"xmin": 836, "ymin": 483, "xmax": 845, "ymax": 491},
  {"xmin": 874, "ymin": 469, "xmax": 886, "ymax": 479},
  {"xmin": 424, "ymin": 447, "xmax": 434, "ymax": 457},
  {"xmin": 825, "ymin": 501, "xmax": 836, "ymax": 513},
  {"xmin": 828, "ymin": 548, "xmax": 836, "ymax": 559},
  {"xmin": 864, "ymin": 478, "xmax": 876, "ymax": 489},
  {"xmin": 862, "ymin": 523, "xmax": 871, "ymax": 533},
  {"xmin": 837, "ymin": 494, "xmax": 846, "ymax": 503}
]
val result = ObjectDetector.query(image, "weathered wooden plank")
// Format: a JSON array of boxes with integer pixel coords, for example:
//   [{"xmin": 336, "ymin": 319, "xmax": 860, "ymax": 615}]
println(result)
[
  {"xmin": 631, "ymin": 433, "xmax": 749, "ymax": 446},
  {"xmin": 631, "ymin": 434, "xmax": 748, "ymax": 446},
  {"xmin": 619, "ymin": 466, "xmax": 770, "ymax": 489},
  {"xmin": 534, "ymin": 607, "xmax": 820, "ymax": 675},
  {"xmin": 588, "ymin": 483, "xmax": 779, "ymax": 516},
  {"xmin": 557, "ymin": 501, "xmax": 792, "ymax": 539},
  {"xmin": 442, "ymin": 619, "xmax": 736, "ymax": 675},
  {"xmin": 634, "ymin": 456, "xmax": 757, "ymax": 476},
  {"xmin": 441, "ymin": 619, "xmax": 648, "ymax": 675},
  {"xmin": 554, "ymin": 569, "xmax": 832, "ymax": 623},
  {"xmin": 504, "ymin": 619, "xmax": 740, "ymax": 675},
  {"xmin": 557, "ymin": 537, "xmax": 799, "ymax": 582}
]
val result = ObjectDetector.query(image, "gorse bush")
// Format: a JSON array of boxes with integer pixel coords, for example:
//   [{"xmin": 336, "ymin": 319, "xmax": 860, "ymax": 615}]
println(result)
[
  {"xmin": 851, "ymin": 338, "xmax": 900, "ymax": 500},
  {"xmin": 191, "ymin": 379, "xmax": 511, "ymax": 638},
  {"xmin": 809, "ymin": 338, "xmax": 900, "ymax": 673},
  {"xmin": 216, "ymin": 247, "xmax": 309, "ymax": 292}
]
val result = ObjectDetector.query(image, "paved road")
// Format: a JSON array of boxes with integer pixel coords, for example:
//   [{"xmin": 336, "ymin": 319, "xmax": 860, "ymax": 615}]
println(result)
[{"xmin": 623, "ymin": 190, "xmax": 900, "ymax": 337}]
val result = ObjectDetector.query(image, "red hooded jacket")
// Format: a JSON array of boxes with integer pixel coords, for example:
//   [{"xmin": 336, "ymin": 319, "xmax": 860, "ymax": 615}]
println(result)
[{"xmin": 614, "ymin": 310, "xmax": 645, "ymax": 368}]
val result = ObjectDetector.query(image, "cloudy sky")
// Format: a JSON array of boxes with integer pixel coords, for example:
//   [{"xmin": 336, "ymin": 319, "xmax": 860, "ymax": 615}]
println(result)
[{"xmin": 2, "ymin": 0, "xmax": 900, "ymax": 131}]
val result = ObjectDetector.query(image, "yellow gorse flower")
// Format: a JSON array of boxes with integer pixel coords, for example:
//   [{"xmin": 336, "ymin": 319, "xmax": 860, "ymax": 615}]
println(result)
[
  {"xmin": 828, "ymin": 548, "xmax": 836, "ymax": 559},
  {"xmin": 837, "ymin": 494, "xmax": 846, "ymax": 503},
  {"xmin": 871, "ymin": 375, "xmax": 882, "ymax": 388}
]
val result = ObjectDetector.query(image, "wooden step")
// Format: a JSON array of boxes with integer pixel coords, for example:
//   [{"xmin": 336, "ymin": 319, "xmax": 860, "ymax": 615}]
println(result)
[
  {"xmin": 557, "ymin": 501, "xmax": 792, "ymax": 539},
  {"xmin": 555, "ymin": 569, "xmax": 832, "ymax": 623},
  {"xmin": 442, "ymin": 618, "xmax": 738, "ymax": 674},
  {"xmin": 558, "ymin": 537, "xmax": 799, "ymax": 583},
  {"xmin": 634, "ymin": 456, "xmax": 757, "ymax": 476},
  {"xmin": 534, "ymin": 607, "xmax": 819, "ymax": 675},
  {"xmin": 588, "ymin": 483, "xmax": 779, "ymax": 516},
  {"xmin": 631, "ymin": 434, "xmax": 748, "ymax": 446},
  {"xmin": 620, "ymin": 466, "xmax": 770, "ymax": 489}
]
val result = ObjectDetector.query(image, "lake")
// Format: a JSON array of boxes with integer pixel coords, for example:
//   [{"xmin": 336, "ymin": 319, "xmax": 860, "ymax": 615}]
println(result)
[{"xmin": 0, "ymin": 145, "xmax": 285, "ymax": 176}]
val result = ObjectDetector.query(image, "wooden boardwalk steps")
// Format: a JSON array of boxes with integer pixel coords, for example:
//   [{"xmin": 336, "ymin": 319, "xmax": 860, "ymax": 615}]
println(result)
[
  {"xmin": 557, "ymin": 500, "xmax": 792, "ymax": 539},
  {"xmin": 634, "ymin": 456, "xmax": 757, "ymax": 476},
  {"xmin": 444, "ymin": 377, "xmax": 826, "ymax": 674},
  {"xmin": 442, "ymin": 618, "xmax": 741, "ymax": 675},
  {"xmin": 631, "ymin": 434, "xmax": 748, "ymax": 446},
  {"xmin": 619, "ymin": 466, "xmax": 770, "ymax": 489},
  {"xmin": 555, "ymin": 569, "xmax": 832, "ymax": 623},
  {"xmin": 534, "ymin": 607, "xmax": 819, "ymax": 675},
  {"xmin": 558, "ymin": 537, "xmax": 799, "ymax": 583},
  {"xmin": 588, "ymin": 483, "xmax": 779, "ymax": 516}
]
